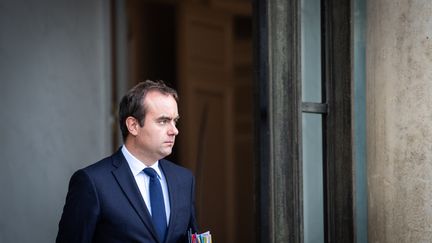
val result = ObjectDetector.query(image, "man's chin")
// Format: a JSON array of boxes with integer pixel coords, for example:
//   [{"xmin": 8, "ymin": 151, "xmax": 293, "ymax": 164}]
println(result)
[{"xmin": 160, "ymin": 150, "xmax": 173, "ymax": 158}]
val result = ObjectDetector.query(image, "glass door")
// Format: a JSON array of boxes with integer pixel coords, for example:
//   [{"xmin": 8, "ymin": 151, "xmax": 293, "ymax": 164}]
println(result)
[{"xmin": 301, "ymin": 0, "xmax": 325, "ymax": 242}]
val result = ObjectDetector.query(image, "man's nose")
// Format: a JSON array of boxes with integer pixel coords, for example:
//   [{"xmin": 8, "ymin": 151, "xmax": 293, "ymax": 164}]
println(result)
[{"xmin": 169, "ymin": 122, "xmax": 179, "ymax": 135}]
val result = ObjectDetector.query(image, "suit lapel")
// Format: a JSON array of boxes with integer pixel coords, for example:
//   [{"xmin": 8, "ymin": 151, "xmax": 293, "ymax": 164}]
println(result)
[
  {"xmin": 110, "ymin": 150, "xmax": 160, "ymax": 242},
  {"xmin": 159, "ymin": 160, "xmax": 179, "ymax": 242}
]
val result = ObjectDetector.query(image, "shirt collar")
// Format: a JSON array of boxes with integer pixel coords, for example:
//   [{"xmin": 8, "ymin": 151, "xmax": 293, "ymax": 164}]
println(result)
[{"xmin": 121, "ymin": 145, "xmax": 162, "ymax": 178}]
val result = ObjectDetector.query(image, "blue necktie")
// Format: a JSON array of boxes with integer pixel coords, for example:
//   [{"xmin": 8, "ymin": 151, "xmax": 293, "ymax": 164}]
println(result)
[{"xmin": 144, "ymin": 168, "xmax": 167, "ymax": 242}]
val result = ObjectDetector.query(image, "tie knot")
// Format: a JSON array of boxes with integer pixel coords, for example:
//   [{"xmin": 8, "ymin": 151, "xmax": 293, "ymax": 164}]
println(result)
[{"xmin": 143, "ymin": 167, "xmax": 159, "ymax": 179}]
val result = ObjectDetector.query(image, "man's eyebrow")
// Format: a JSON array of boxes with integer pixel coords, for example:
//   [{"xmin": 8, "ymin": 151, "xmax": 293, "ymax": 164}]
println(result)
[{"xmin": 156, "ymin": 115, "xmax": 180, "ymax": 120}]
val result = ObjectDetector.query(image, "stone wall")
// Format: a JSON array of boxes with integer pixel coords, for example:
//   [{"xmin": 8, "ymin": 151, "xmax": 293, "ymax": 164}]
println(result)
[{"xmin": 367, "ymin": 0, "xmax": 432, "ymax": 242}]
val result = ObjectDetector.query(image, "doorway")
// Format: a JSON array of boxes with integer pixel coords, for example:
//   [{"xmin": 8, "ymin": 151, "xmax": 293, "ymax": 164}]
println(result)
[{"xmin": 114, "ymin": 1, "xmax": 255, "ymax": 242}]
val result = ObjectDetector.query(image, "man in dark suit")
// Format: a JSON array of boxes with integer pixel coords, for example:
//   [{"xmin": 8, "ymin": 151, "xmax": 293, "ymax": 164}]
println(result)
[{"xmin": 57, "ymin": 80, "xmax": 198, "ymax": 243}]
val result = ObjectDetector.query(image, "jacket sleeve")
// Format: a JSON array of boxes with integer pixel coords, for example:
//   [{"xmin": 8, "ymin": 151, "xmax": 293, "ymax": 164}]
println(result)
[
  {"xmin": 56, "ymin": 169, "xmax": 100, "ymax": 243},
  {"xmin": 188, "ymin": 176, "xmax": 199, "ymax": 233}
]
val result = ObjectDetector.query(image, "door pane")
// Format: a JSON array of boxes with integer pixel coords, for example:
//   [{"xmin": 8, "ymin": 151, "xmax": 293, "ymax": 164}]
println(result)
[
  {"xmin": 302, "ymin": 113, "xmax": 324, "ymax": 243},
  {"xmin": 301, "ymin": 0, "xmax": 324, "ymax": 241},
  {"xmin": 301, "ymin": 0, "xmax": 322, "ymax": 103}
]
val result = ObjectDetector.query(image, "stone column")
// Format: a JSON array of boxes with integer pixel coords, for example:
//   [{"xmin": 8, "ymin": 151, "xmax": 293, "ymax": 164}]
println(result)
[{"xmin": 367, "ymin": 0, "xmax": 432, "ymax": 242}]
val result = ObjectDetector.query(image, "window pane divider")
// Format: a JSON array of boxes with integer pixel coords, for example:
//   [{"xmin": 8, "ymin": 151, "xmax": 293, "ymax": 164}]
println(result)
[{"xmin": 302, "ymin": 102, "xmax": 328, "ymax": 114}]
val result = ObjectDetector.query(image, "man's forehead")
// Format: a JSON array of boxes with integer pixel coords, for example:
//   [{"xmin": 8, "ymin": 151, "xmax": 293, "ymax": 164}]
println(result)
[{"xmin": 144, "ymin": 91, "xmax": 176, "ymax": 104}]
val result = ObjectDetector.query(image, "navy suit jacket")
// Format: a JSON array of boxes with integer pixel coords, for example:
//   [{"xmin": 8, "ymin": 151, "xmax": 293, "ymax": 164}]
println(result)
[{"xmin": 57, "ymin": 149, "xmax": 198, "ymax": 243}]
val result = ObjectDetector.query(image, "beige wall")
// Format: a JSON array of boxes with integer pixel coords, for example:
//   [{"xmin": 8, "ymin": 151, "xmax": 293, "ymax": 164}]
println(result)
[{"xmin": 367, "ymin": 0, "xmax": 432, "ymax": 242}]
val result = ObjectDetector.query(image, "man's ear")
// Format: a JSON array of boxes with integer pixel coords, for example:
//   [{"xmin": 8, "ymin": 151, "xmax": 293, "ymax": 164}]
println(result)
[{"xmin": 125, "ymin": 116, "xmax": 139, "ymax": 136}]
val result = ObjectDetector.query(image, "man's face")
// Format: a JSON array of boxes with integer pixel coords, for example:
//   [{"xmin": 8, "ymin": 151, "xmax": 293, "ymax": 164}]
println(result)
[{"xmin": 134, "ymin": 90, "xmax": 179, "ymax": 163}]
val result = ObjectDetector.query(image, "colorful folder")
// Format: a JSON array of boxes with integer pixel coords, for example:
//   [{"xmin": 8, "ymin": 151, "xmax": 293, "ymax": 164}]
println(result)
[{"xmin": 188, "ymin": 228, "xmax": 212, "ymax": 243}]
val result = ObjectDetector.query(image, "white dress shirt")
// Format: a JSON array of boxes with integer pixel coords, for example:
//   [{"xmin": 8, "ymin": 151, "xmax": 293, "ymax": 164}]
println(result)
[{"xmin": 121, "ymin": 145, "xmax": 171, "ymax": 225}]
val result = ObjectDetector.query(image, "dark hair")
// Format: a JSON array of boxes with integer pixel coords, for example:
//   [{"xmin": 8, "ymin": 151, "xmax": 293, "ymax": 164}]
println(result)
[{"xmin": 119, "ymin": 80, "xmax": 178, "ymax": 141}]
